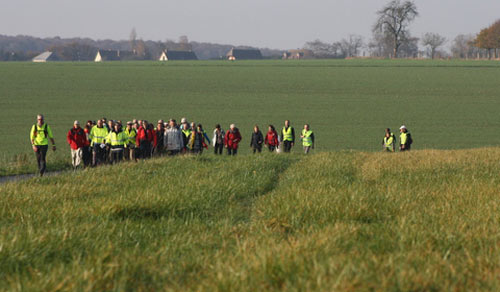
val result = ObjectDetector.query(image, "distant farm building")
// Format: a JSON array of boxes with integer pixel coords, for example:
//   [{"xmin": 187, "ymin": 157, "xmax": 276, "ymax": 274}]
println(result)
[
  {"xmin": 94, "ymin": 50, "xmax": 135, "ymax": 62},
  {"xmin": 226, "ymin": 48, "xmax": 262, "ymax": 60},
  {"xmin": 159, "ymin": 50, "xmax": 198, "ymax": 61},
  {"xmin": 282, "ymin": 49, "xmax": 314, "ymax": 60},
  {"xmin": 32, "ymin": 51, "xmax": 59, "ymax": 62}
]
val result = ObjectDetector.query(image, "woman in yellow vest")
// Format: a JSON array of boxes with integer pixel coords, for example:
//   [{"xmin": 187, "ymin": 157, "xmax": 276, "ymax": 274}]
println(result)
[
  {"xmin": 382, "ymin": 128, "xmax": 396, "ymax": 152},
  {"xmin": 282, "ymin": 120, "xmax": 295, "ymax": 153},
  {"xmin": 105, "ymin": 123, "xmax": 128, "ymax": 164},
  {"xmin": 300, "ymin": 124, "xmax": 315, "ymax": 154}
]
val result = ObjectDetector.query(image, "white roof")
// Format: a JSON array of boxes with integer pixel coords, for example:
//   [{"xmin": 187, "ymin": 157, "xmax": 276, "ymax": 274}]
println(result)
[{"xmin": 32, "ymin": 51, "xmax": 53, "ymax": 61}]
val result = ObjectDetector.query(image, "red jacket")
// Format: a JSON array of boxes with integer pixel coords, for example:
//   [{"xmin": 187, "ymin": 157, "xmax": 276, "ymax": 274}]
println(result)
[
  {"xmin": 83, "ymin": 128, "xmax": 91, "ymax": 146},
  {"xmin": 67, "ymin": 127, "xmax": 87, "ymax": 150},
  {"xmin": 136, "ymin": 126, "xmax": 155, "ymax": 147},
  {"xmin": 265, "ymin": 130, "xmax": 279, "ymax": 146},
  {"xmin": 225, "ymin": 129, "xmax": 242, "ymax": 149}
]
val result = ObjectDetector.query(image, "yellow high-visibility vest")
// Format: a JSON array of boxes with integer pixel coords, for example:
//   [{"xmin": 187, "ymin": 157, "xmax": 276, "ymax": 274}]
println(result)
[
  {"xmin": 89, "ymin": 126, "xmax": 108, "ymax": 146},
  {"xmin": 400, "ymin": 132, "xmax": 408, "ymax": 146},
  {"xmin": 282, "ymin": 127, "xmax": 293, "ymax": 142},
  {"xmin": 106, "ymin": 131, "xmax": 127, "ymax": 146},
  {"xmin": 384, "ymin": 133, "xmax": 395, "ymax": 151},
  {"xmin": 125, "ymin": 128, "xmax": 137, "ymax": 145},
  {"xmin": 30, "ymin": 123, "xmax": 53, "ymax": 146},
  {"xmin": 302, "ymin": 130, "xmax": 313, "ymax": 146}
]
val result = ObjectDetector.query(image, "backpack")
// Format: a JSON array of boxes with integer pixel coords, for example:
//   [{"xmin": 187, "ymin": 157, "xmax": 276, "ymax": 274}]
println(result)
[
  {"xmin": 407, "ymin": 133, "xmax": 413, "ymax": 145},
  {"xmin": 33, "ymin": 124, "xmax": 48, "ymax": 137}
]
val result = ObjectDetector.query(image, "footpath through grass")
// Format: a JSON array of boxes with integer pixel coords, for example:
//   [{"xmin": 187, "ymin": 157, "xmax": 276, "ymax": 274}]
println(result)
[{"xmin": 1, "ymin": 149, "xmax": 500, "ymax": 291}]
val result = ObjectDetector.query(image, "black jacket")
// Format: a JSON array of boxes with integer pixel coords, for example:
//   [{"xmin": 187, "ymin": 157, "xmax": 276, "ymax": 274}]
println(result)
[{"xmin": 250, "ymin": 131, "xmax": 264, "ymax": 148}]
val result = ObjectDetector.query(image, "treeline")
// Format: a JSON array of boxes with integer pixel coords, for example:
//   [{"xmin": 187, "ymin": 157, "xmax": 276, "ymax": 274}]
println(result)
[
  {"xmin": 474, "ymin": 20, "xmax": 500, "ymax": 59},
  {"xmin": 302, "ymin": 1, "xmax": 500, "ymax": 60},
  {"xmin": 0, "ymin": 34, "xmax": 283, "ymax": 61}
]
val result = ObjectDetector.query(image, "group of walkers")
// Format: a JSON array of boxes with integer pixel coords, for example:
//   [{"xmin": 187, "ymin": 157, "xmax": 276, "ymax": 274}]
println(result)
[
  {"xmin": 30, "ymin": 115, "xmax": 316, "ymax": 176},
  {"xmin": 382, "ymin": 125, "xmax": 413, "ymax": 152}
]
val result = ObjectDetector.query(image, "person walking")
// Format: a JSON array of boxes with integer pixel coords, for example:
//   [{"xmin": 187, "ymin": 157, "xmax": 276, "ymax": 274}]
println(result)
[
  {"xmin": 124, "ymin": 122, "xmax": 137, "ymax": 161},
  {"xmin": 82, "ymin": 120, "xmax": 93, "ymax": 167},
  {"xmin": 301, "ymin": 124, "xmax": 315, "ymax": 154},
  {"xmin": 187, "ymin": 124, "xmax": 207, "ymax": 154},
  {"xmin": 136, "ymin": 120, "xmax": 154, "ymax": 159},
  {"xmin": 154, "ymin": 120, "xmax": 165, "ymax": 156},
  {"xmin": 264, "ymin": 125, "xmax": 279, "ymax": 152},
  {"xmin": 212, "ymin": 124, "xmax": 225, "ymax": 155},
  {"xmin": 164, "ymin": 119, "xmax": 184, "ymax": 155},
  {"xmin": 282, "ymin": 120, "xmax": 295, "ymax": 153},
  {"xmin": 30, "ymin": 114, "xmax": 56, "ymax": 176},
  {"xmin": 180, "ymin": 121, "xmax": 191, "ymax": 154},
  {"xmin": 89, "ymin": 119, "xmax": 109, "ymax": 166},
  {"xmin": 250, "ymin": 125, "xmax": 264, "ymax": 154},
  {"xmin": 225, "ymin": 124, "xmax": 242, "ymax": 155},
  {"xmin": 106, "ymin": 123, "xmax": 127, "ymax": 163},
  {"xmin": 399, "ymin": 125, "xmax": 413, "ymax": 152},
  {"xmin": 382, "ymin": 128, "xmax": 396, "ymax": 152},
  {"xmin": 66, "ymin": 120, "xmax": 87, "ymax": 170}
]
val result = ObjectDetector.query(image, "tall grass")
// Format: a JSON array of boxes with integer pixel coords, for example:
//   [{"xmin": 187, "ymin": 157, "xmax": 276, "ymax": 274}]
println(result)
[{"xmin": 1, "ymin": 149, "xmax": 500, "ymax": 291}]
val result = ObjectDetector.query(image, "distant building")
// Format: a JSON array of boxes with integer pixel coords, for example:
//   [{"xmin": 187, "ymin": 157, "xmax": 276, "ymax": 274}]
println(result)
[
  {"xmin": 94, "ymin": 50, "xmax": 136, "ymax": 62},
  {"xmin": 159, "ymin": 50, "xmax": 198, "ymax": 61},
  {"xmin": 226, "ymin": 48, "xmax": 262, "ymax": 60},
  {"xmin": 32, "ymin": 51, "xmax": 59, "ymax": 62},
  {"xmin": 282, "ymin": 49, "xmax": 314, "ymax": 60}
]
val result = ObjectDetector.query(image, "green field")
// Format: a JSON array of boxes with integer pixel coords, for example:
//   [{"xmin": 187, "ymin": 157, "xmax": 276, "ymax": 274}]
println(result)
[
  {"xmin": 1, "ymin": 59, "xmax": 500, "ymax": 175},
  {"xmin": 2, "ymin": 150, "xmax": 500, "ymax": 291}
]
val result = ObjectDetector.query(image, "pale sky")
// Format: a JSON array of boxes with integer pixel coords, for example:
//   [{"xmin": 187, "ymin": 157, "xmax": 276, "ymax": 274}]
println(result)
[{"xmin": 2, "ymin": 0, "xmax": 500, "ymax": 49}]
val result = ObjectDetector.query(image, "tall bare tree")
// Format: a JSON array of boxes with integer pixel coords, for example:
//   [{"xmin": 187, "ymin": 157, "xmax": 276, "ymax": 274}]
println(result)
[
  {"xmin": 421, "ymin": 33, "xmax": 446, "ymax": 59},
  {"xmin": 373, "ymin": 0, "xmax": 418, "ymax": 58}
]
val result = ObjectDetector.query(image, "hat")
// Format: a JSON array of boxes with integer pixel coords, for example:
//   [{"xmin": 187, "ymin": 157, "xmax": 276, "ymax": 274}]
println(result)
[
  {"xmin": 181, "ymin": 118, "xmax": 187, "ymax": 123},
  {"xmin": 399, "ymin": 125, "xmax": 407, "ymax": 130},
  {"xmin": 127, "ymin": 121, "xmax": 133, "ymax": 125},
  {"xmin": 74, "ymin": 120, "xmax": 80, "ymax": 125},
  {"xmin": 230, "ymin": 123, "xmax": 236, "ymax": 129},
  {"xmin": 158, "ymin": 119, "xmax": 164, "ymax": 124}
]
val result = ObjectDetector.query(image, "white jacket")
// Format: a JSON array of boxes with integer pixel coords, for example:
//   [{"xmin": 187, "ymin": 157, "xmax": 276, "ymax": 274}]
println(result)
[{"xmin": 212, "ymin": 129, "xmax": 225, "ymax": 147}]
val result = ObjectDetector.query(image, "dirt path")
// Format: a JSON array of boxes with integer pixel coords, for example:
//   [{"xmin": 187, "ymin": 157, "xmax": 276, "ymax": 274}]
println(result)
[{"xmin": 0, "ymin": 171, "xmax": 65, "ymax": 184}]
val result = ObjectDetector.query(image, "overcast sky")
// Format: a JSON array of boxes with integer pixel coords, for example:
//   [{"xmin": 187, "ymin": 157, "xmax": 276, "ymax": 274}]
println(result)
[{"xmin": 2, "ymin": 0, "xmax": 500, "ymax": 49}]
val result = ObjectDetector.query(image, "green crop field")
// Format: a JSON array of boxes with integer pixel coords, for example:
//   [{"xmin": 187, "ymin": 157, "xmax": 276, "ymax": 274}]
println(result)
[
  {"xmin": 1, "ymin": 59, "xmax": 500, "ymax": 175},
  {"xmin": 2, "ymin": 150, "xmax": 500, "ymax": 291}
]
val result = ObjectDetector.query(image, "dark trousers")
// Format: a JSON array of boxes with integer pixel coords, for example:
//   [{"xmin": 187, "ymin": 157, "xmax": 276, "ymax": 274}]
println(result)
[
  {"xmin": 82, "ymin": 146, "xmax": 91, "ymax": 167},
  {"xmin": 252, "ymin": 146, "xmax": 262, "ymax": 154},
  {"xmin": 268, "ymin": 145, "xmax": 276, "ymax": 152},
  {"xmin": 167, "ymin": 150, "xmax": 180, "ymax": 156},
  {"xmin": 214, "ymin": 143, "xmax": 224, "ymax": 155},
  {"xmin": 93, "ymin": 144, "xmax": 106, "ymax": 166},
  {"xmin": 227, "ymin": 148, "xmax": 238, "ymax": 155},
  {"xmin": 139, "ymin": 141, "xmax": 151, "ymax": 159},
  {"xmin": 110, "ymin": 149, "xmax": 124, "ymax": 164},
  {"xmin": 283, "ymin": 141, "xmax": 293, "ymax": 153},
  {"xmin": 34, "ymin": 145, "xmax": 48, "ymax": 176}
]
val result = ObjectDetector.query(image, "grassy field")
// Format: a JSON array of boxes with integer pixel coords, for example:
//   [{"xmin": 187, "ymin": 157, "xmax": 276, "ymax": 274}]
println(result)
[
  {"xmin": 2, "ymin": 149, "xmax": 500, "ymax": 291},
  {"xmin": 1, "ymin": 59, "xmax": 500, "ymax": 175}
]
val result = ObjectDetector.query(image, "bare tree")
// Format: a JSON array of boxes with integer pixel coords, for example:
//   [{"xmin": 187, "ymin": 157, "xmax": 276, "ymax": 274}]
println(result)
[
  {"xmin": 129, "ymin": 28, "xmax": 137, "ymax": 52},
  {"xmin": 373, "ymin": 0, "xmax": 418, "ymax": 58},
  {"xmin": 338, "ymin": 35, "xmax": 364, "ymax": 58},
  {"xmin": 451, "ymin": 34, "xmax": 478, "ymax": 59},
  {"xmin": 421, "ymin": 33, "xmax": 446, "ymax": 59}
]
